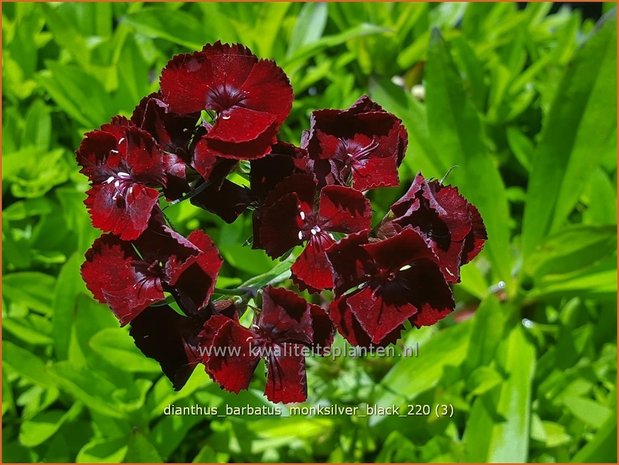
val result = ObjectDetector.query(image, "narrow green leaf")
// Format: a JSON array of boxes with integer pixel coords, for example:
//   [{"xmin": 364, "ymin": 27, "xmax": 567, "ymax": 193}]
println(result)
[
  {"xmin": 52, "ymin": 253, "xmax": 83, "ymax": 360},
  {"xmin": 122, "ymin": 7, "xmax": 209, "ymax": 50},
  {"xmin": 522, "ymin": 14, "xmax": 617, "ymax": 259},
  {"xmin": 287, "ymin": 3, "xmax": 328, "ymax": 56},
  {"xmin": 526, "ymin": 225, "xmax": 616, "ymax": 279},
  {"xmin": 463, "ymin": 324, "xmax": 535, "ymax": 462}
]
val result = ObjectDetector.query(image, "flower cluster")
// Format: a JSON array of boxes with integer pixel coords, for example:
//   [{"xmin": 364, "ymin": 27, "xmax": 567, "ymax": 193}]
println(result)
[{"xmin": 78, "ymin": 41, "xmax": 486, "ymax": 403}]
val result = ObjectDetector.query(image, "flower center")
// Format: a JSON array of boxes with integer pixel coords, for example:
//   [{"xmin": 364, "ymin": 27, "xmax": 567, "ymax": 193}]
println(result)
[
  {"xmin": 333, "ymin": 138, "xmax": 379, "ymax": 184},
  {"xmin": 206, "ymin": 84, "xmax": 247, "ymax": 114},
  {"xmin": 105, "ymin": 171, "xmax": 135, "ymax": 203},
  {"xmin": 296, "ymin": 210, "xmax": 325, "ymax": 241}
]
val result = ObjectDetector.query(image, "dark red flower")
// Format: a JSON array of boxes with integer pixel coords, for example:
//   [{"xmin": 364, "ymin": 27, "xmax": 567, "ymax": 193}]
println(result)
[
  {"xmin": 256, "ymin": 174, "xmax": 372, "ymax": 292},
  {"xmin": 302, "ymin": 96, "xmax": 407, "ymax": 191},
  {"xmin": 159, "ymin": 41, "xmax": 293, "ymax": 161},
  {"xmin": 81, "ymin": 212, "xmax": 223, "ymax": 324},
  {"xmin": 129, "ymin": 299, "xmax": 237, "ymax": 390},
  {"xmin": 199, "ymin": 286, "xmax": 333, "ymax": 403},
  {"xmin": 382, "ymin": 173, "xmax": 487, "ymax": 283},
  {"xmin": 327, "ymin": 228, "xmax": 454, "ymax": 346},
  {"xmin": 76, "ymin": 116, "xmax": 166, "ymax": 240},
  {"xmin": 131, "ymin": 92, "xmax": 199, "ymax": 201}
]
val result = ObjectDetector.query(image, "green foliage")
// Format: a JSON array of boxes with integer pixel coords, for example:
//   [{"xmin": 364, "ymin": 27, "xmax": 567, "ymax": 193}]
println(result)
[{"xmin": 2, "ymin": 2, "xmax": 616, "ymax": 463}]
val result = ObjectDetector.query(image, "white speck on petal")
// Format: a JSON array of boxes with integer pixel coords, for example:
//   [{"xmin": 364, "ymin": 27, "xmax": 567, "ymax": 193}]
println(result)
[
  {"xmin": 117, "ymin": 171, "xmax": 130, "ymax": 179},
  {"xmin": 299, "ymin": 211, "xmax": 305, "ymax": 220},
  {"xmin": 298, "ymin": 231, "xmax": 304, "ymax": 241},
  {"xmin": 221, "ymin": 114, "xmax": 231, "ymax": 120},
  {"xmin": 114, "ymin": 180, "xmax": 120, "ymax": 188},
  {"xmin": 105, "ymin": 176, "xmax": 115, "ymax": 184},
  {"xmin": 118, "ymin": 137, "xmax": 125, "ymax": 144},
  {"xmin": 399, "ymin": 264, "xmax": 412, "ymax": 272}
]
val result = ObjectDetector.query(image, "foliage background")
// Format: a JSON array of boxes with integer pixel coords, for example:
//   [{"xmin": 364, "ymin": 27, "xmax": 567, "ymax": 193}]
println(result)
[{"xmin": 2, "ymin": 2, "xmax": 617, "ymax": 463}]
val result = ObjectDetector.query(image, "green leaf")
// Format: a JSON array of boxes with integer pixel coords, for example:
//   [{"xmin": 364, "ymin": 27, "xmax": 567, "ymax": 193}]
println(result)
[
  {"xmin": 125, "ymin": 430, "xmax": 163, "ymax": 463},
  {"xmin": 522, "ymin": 14, "xmax": 617, "ymax": 259},
  {"xmin": 48, "ymin": 362, "xmax": 125, "ymax": 418},
  {"xmin": 37, "ymin": 62, "xmax": 113, "ymax": 128},
  {"xmin": 526, "ymin": 225, "xmax": 616, "ymax": 280},
  {"xmin": 3, "ymin": 272, "xmax": 56, "ymax": 314},
  {"xmin": 89, "ymin": 328, "xmax": 160, "ymax": 373},
  {"xmin": 468, "ymin": 366, "xmax": 503, "ymax": 397},
  {"xmin": 378, "ymin": 321, "xmax": 471, "ymax": 404},
  {"xmin": 425, "ymin": 29, "xmax": 513, "ymax": 288},
  {"xmin": 287, "ymin": 3, "xmax": 328, "ymax": 56},
  {"xmin": 463, "ymin": 324, "xmax": 535, "ymax": 462},
  {"xmin": 52, "ymin": 253, "xmax": 84, "ymax": 360},
  {"xmin": 122, "ymin": 7, "xmax": 209, "ymax": 50},
  {"xmin": 573, "ymin": 404, "xmax": 617, "ymax": 462},
  {"xmin": 19, "ymin": 406, "xmax": 77, "ymax": 447},
  {"xmin": 76, "ymin": 437, "xmax": 128, "ymax": 463},
  {"xmin": 3, "ymin": 341, "xmax": 56, "ymax": 388},
  {"xmin": 150, "ymin": 414, "xmax": 201, "ymax": 460},
  {"xmin": 563, "ymin": 396, "xmax": 612, "ymax": 429},
  {"xmin": 464, "ymin": 295, "xmax": 507, "ymax": 371}
]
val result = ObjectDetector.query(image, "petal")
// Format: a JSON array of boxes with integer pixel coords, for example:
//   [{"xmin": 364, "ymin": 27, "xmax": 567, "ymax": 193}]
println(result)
[
  {"xmin": 239, "ymin": 59, "xmax": 294, "ymax": 125},
  {"xmin": 129, "ymin": 305, "xmax": 204, "ymax": 390},
  {"xmin": 84, "ymin": 183, "xmax": 159, "ymax": 240},
  {"xmin": 461, "ymin": 203, "xmax": 488, "ymax": 265},
  {"xmin": 390, "ymin": 173, "xmax": 425, "ymax": 219},
  {"xmin": 362, "ymin": 227, "xmax": 438, "ymax": 274},
  {"xmin": 76, "ymin": 130, "xmax": 117, "ymax": 181},
  {"xmin": 402, "ymin": 260, "xmax": 455, "ymax": 328},
  {"xmin": 201, "ymin": 41, "xmax": 257, "ymax": 90},
  {"xmin": 166, "ymin": 230, "xmax": 223, "ymax": 316},
  {"xmin": 190, "ymin": 179, "xmax": 252, "ymax": 223},
  {"xmin": 159, "ymin": 51, "xmax": 214, "ymax": 114},
  {"xmin": 258, "ymin": 193, "xmax": 303, "ymax": 258},
  {"xmin": 291, "ymin": 234, "xmax": 335, "ymax": 292},
  {"xmin": 309, "ymin": 304, "xmax": 334, "ymax": 352},
  {"xmin": 200, "ymin": 315, "xmax": 260, "ymax": 393},
  {"xmin": 81, "ymin": 234, "xmax": 163, "ymax": 325},
  {"xmin": 258, "ymin": 287, "xmax": 313, "ymax": 346},
  {"xmin": 346, "ymin": 286, "xmax": 417, "ymax": 345},
  {"xmin": 191, "ymin": 136, "xmax": 220, "ymax": 179},
  {"xmin": 351, "ymin": 155, "xmax": 399, "ymax": 191},
  {"xmin": 250, "ymin": 142, "xmax": 309, "ymax": 202},
  {"xmin": 326, "ymin": 230, "xmax": 371, "ymax": 294},
  {"xmin": 329, "ymin": 296, "xmax": 401, "ymax": 348},
  {"xmin": 208, "ymin": 107, "xmax": 277, "ymax": 144},
  {"xmin": 135, "ymin": 209, "xmax": 194, "ymax": 257},
  {"xmin": 131, "ymin": 92, "xmax": 198, "ymax": 155},
  {"xmin": 318, "ymin": 185, "xmax": 371, "ymax": 234},
  {"xmin": 200, "ymin": 121, "xmax": 278, "ymax": 160},
  {"xmin": 265, "ymin": 352, "xmax": 307, "ymax": 404},
  {"xmin": 262, "ymin": 173, "xmax": 316, "ymax": 211}
]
